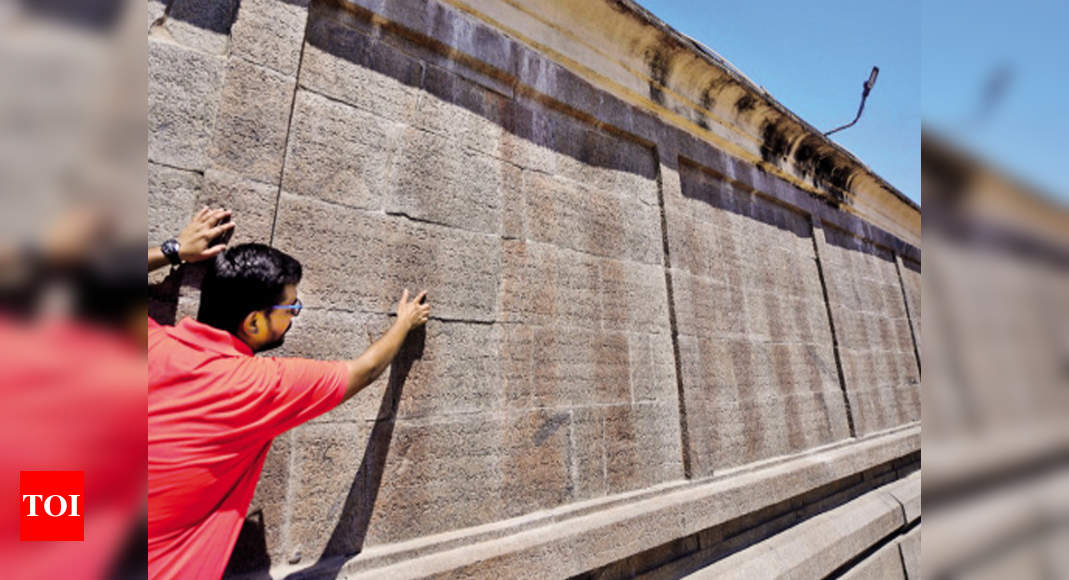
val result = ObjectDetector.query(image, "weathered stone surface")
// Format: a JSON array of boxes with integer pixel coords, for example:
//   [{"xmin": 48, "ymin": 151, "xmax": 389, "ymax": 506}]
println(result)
[
  {"xmin": 500, "ymin": 410, "xmax": 574, "ymax": 518},
  {"xmin": 147, "ymin": 161, "xmax": 200, "ymax": 247},
  {"xmin": 197, "ymin": 168, "xmax": 277, "ymax": 245},
  {"xmin": 415, "ymin": 64, "xmax": 509, "ymax": 158},
  {"xmin": 604, "ymin": 402, "xmax": 684, "ymax": 492},
  {"xmin": 569, "ymin": 407, "xmax": 607, "ymax": 501},
  {"xmin": 287, "ymin": 421, "xmax": 374, "ymax": 560},
  {"xmin": 174, "ymin": 264, "xmax": 208, "ymax": 322},
  {"xmin": 242, "ymin": 433, "xmax": 291, "ymax": 568},
  {"xmin": 664, "ymin": 206, "xmax": 737, "ymax": 284},
  {"xmin": 678, "ymin": 330, "xmax": 850, "ymax": 475},
  {"xmin": 500, "ymin": 324, "xmax": 536, "ymax": 409},
  {"xmin": 819, "ymin": 226, "xmax": 921, "ymax": 435},
  {"xmin": 392, "ymin": 321, "xmax": 506, "ymax": 419},
  {"xmin": 161, "ymin": 0, "xmax": 237, "ymax": 55},
  {"xmin": 210, "ymin": 58, "xmax": 296, "ymax": 183},
  {"xmin": 230, "ymin": 0, "xmax": 309, "ymax": 76},
  {"xmin": 273, "ymin": 193, "xmax": 392, "ymax": 311},
  {"xmin": 899, "ymin": 256, "xmax": 921, "ymax": 353},
  {"xmin": 387, "ymin": 127, "xmax": 507, "ymax": 234},
  {"xmin": 497, "ymin": 239, "xmax": 562, "ymax": 326},
  {"xmin": 552, "ymin": 247, "xmax": 604, "ymax": 328},
  {"xmin": 840, "ymin": 539, "xmax": 906, "ymax": 579},
  {"xmin": 274, "ymin": 193, "xmax": 501, "ymax": 321},
  {"xmin": 282, "ymin": 89, "xmax": 402, "ymax": 211},
  {"xmin": 670, "ymin": 269, "xmax": 745, "ymax": 338},
  {"xmin": 372, "ymin": 0, "xmax": 515, "ymax": 83},
  {"xmin": 148, "ymin": 39, "xmax": 224, "ymax": 170},
  {"xmin": 531, "ymin": 325, "xmax": 631, "ymax": 407},
  {"xmin": 300, "ymin": 16, "xmax": 423, "ymax": 123},
  {"xmin": 628, "ymin": 332, "xmax": 678, "ymax": 404},
  {"xmin": 899, "ymin": 526, "xmax": 920, "ymax": 578},
  {"xmin": 600, "ymin": 259, "xmax": 671, "ymax": 335},
  {"xmin": 334, "ymin": 429, "xmax": 919, "ymax": 579},
  {"xmin": 551, "ymin": 130, "xmax": 659, "ymax": 208},
  {"xmin": 148, "ymin": 0, "xmax": 167, "ymax": 28},
  {"xmin": 524, "ymin": 171, "xmax": 662, "ymax": 265},
  {"xmin": 361, "ymin": 411, "xmax": 571, "ymax": 545},
  {"xmin": 888, "ymin": 471, "xmax": 921, "ymax": 523},
  {"xmin": 502, "ymin": 168, "xmax": 526, "ymax": 240},
  {"xmin": 504, "ymin": 102, "xmax": 659, "ymax": 207},
  {"xmin": 500, "ymin": 240, "xmax": 642, "ymax": 330}
]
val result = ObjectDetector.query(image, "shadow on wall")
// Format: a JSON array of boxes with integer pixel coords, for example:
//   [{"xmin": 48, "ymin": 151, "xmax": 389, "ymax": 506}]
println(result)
[
  {"xmin": 318, "ymin": 325, "xmax": 426, "ymax": 560},
  {"xmin": 148, "ymin": 267, "xmax": 185, "ymax": 325},
  {"xmin": 148, "ymin": 261, "xmax": 208, "ymax": 325},
  {"xmin": 678, "ymin": 158, "xmax": 814, "ymax": 241},
  {"xmin": 302, "ymin": 0, "xmax": 660, "ymax": 182},
  {"xmin": 284, "ymin": 327, "xmax": 426, "ymax": 580},
  {"xmin": 151, "ymin": 0, "xmax": 242, "ymax": 34},
  {"xmin": 821, "ymin": 223, "xmax": 898, "ymax": 264},
  {"xmin": 222, "ymin": 510, "xmax": 271, "ymax": 578}
]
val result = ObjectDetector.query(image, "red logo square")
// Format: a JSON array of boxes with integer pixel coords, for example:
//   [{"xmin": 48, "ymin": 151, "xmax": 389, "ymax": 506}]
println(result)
[{"xmin": 19, "ymin": 471, "xmax": 84, "ymax": 542}]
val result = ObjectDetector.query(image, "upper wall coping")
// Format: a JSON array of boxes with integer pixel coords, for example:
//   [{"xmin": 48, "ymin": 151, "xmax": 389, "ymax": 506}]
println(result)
[{"xmin": 434, "ymin": 0, "xmax": 921, "ymax": 246}]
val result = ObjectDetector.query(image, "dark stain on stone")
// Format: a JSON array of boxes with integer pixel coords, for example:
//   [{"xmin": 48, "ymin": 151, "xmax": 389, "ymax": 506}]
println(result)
[
  {"xmin": 645, "ymin": 43, "xmax": 670, "ymax": 105},
  {"xmin": 700, "ymin": 85, "xmax": 716, "ymax": 112},
  {"xmin": 695, "ymin": 85, "xmax": 716, "ymax": 130},
  {"xmin": 829, "ymin": 165, "xmax": 853, "ymax": 190},
  {"xmin": 166, "ymin": 0, "xmax": 241, "ymax": 35},
  {"xmin": 793, "ymin": 136, "xmax": 819, "ymax": 178},
  {"xmin": 815, "ymin": 154, "xmax": 836, "ymax": 183},
  {"xmin": 533, "ymin": 412, "xmax": 569, "ymax": 446},
  {"xmin": 734, "ymin": 93, "xmax": 756, "ymax": 114},
  {"xmin": 759, "ymin": 121, "xmax": 791, "ymax": 164},
  {"xmin": 792, "ymin": 139, "xmax": 852, "ymax": 207}
]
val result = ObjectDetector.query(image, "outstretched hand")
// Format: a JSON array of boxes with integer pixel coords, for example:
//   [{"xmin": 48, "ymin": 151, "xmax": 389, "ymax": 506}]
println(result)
[
  {"xmin": 178, "ymin": 207, "xmax": 235, "ymax": 263},
  {"xmin": 397, "ymin": 289, "xmax": 430, "ymax": 330}
]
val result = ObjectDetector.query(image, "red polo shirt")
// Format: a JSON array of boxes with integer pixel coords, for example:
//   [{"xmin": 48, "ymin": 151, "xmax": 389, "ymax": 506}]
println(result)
[{"xmin": 147, "ymin": 316, "xmax": 348, "ymax": 580}]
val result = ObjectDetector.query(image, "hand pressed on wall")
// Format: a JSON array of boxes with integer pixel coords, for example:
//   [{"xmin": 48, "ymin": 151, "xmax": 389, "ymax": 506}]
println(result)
[
  {"xmin": 396, "ymin": 288, "xmax": 431, "ymax": 330},
  {"xmin": 176, "ymin": 207, "xmax": 235, "ymax": 263}
]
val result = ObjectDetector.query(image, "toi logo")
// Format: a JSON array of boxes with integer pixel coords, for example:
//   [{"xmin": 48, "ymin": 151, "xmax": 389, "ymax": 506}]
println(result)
[{"xmin": 19, "ymin": 471, "xmax": 84, "ymax": 541}]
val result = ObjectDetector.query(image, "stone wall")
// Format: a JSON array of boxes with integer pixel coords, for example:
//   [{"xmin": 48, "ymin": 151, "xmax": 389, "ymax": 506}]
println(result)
[{"xmin": 147, "ymin": 0, "xmax": 922, "ymax": 577}]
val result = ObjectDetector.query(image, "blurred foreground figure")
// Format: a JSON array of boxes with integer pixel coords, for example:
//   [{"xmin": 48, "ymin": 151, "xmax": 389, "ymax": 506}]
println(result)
[
  {"xmin": 0, "ymin": 212, "xmax": 147, "ymax": 580},
  {"xmin": 922, "ymin": 132, "xmax": 1069, "ymax": 578},
  {"xmin": 0, "ymin": 0, "xmax": 147, "ymax": 577}
]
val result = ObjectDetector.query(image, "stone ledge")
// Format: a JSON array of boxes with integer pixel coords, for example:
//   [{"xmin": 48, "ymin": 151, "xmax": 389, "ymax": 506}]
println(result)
[
  {"xmin": 265, "ymin": 425, "xmax": 918, "ymax": 579},
  {"xmin": 838, "ymin": 529, "xmax": 910, "ymax": 580},
  {"xmin": 683, "ymin": 473, "xmax": 919, "ymax": 579}
]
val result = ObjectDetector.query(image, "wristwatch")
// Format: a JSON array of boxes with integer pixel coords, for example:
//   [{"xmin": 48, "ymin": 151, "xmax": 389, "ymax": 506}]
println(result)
[{"xmin": 161, "ymin": 238, "xmax": 182, "ymax": 266}]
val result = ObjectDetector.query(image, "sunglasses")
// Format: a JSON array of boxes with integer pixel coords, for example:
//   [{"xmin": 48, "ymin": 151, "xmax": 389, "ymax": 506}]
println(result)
[{"xmin": 271, "ymin": 298, "xmax": 302, "ymax": 316}]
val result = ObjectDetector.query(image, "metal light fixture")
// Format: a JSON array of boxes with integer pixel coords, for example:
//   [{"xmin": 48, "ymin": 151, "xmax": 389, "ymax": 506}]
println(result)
[{"xmin": 824, "ymin": 66, "xmax": 879, "ymax": 137}]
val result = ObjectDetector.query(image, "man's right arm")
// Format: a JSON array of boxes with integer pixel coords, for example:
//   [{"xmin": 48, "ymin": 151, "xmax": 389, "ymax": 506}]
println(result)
[{"xmin": 341, "ymin": 289, "xmax": 429, "ymax": 402}]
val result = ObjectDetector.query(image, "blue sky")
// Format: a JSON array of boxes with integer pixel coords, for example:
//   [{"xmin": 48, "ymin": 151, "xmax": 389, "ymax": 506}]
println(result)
[
  {"xmin": 638, "ymin": 0, "xmax": 921, "ymax": 204},
  {"xmin": 922, "ymin": 0, "xmax": 1069, "ymax": 202}
]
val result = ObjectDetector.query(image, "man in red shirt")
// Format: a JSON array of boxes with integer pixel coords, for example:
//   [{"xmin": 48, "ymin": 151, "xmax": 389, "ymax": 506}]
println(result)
[{"xmin": 148, "ymin": 211, "xmax": 430, "ymax": 579}]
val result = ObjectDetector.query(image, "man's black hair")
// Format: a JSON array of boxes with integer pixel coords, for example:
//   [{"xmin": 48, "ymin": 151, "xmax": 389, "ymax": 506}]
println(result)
[{"xmin": 197, "ymin": 243, "xmax": 302, "ymax": 335}]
